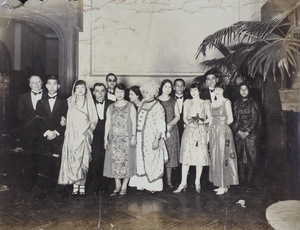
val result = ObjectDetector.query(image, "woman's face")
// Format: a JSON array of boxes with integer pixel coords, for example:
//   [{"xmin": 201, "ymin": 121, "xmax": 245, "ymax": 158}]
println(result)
[
  {"xmin": 75, "ymin": 84, "xmax": 86, "ymax": 96},
  {"xmin": 215, "ymin": 87, "xmax": 224, "ymax": 97},
  {"xmin": 190, "ymin": 87, "xmax": 199, "ymax": 98},
  {"xmin": 142, "ymin": 89, "xmax": 154, "ymax": 102},
  {"xmin": 162, "ymin": 82, "xmax": 172, "ymax": 96},
  {"xmin": 129, "ymin": 90, "xmax": 138, "ymax": 102},
  {"xmin": 240, "ymin": 85, "xmax": 249, "ymax": 98},
  {"xmin": 115, "ymin": 88, "xmax": 125, "ymax": 101}
]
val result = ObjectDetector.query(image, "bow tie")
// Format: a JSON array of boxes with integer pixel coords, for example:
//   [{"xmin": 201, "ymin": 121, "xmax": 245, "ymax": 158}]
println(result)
[
  {"xmin": 210, "ymin": 89, "xmax": 214, "ymax": 92},
  {"xmin": 32, "ymin": 91, "xmax": 42, "ymax": 95},
  {"xmin": 175, "ymin": 95, "xmax": 183, "ymax": 100},
  {"xmin": 108, "ymin": 91, "xmax": 114, "ymax": 94},
  {"xmin": 48, "ymin": 95, "xmax": 57, "ymax": 100},
  {"xmin": 96, "ymin": 100, "xmax": 104, "ymax": 104}
]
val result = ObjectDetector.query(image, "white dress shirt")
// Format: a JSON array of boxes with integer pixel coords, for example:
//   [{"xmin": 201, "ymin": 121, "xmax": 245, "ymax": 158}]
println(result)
[
  {"xmin": 209, "ymin": 87, "xmax": 216, "ymax": 101},
  {"xmin": 96, "ymin": 100, "xmax": 105, "ymax": 120},
  {"xmin": 31, "ymin": 90, "xmax": 43, "ymax": 110},
  {"xmin": 48, "ymin": 93, "xmax": 57, "ymax": 112},
  {"xmin": 175, "ymin": 94, "xmax": 184, "ymax": 114}
]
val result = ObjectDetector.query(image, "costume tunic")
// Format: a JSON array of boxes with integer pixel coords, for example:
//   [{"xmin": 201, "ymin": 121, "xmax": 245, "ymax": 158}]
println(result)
[
  {"xmin": 157, "ymin": 97, "xmax": 180, "ymax": 167},
  {"xmin": 209, "ymin": 99, "xmax": 239, "ymax": 188},
  {"xmin": 129, "ymin": 101, "xmax": 168, "ymax": 192},
  {"xmin": 103, "ymin": 102, "xmax": 136, "ymax": 178},
  {"xmin": 233, "ymin": 98, "xmax": 260, "ymax": 166},
  {"xmin": 180, "ymin": 99, "xmax": 210, "ymax": 166}
]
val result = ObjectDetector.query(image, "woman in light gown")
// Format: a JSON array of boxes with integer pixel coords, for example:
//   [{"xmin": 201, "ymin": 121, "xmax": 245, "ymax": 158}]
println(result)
[
  {"xmin": 209, "ymin": 82, "xmax": 239, "ymax": 195},
  {"xmin": 174, "ymin": 83, "xmax": 211, "ymax": 194},
  {"xmin": 103, "ymin": 83, "xmax": 137, "ymax": 197},
  {"xmin": 58, "ymin": 80, "xmax": 98, "ymax": 197},
  {"xmin": 157, "ymin": 79, "xmax": 180, "ymax": 188},
  {"xmin": 129, "ymin": 80, "xmax": 168, "ymax": 193}
]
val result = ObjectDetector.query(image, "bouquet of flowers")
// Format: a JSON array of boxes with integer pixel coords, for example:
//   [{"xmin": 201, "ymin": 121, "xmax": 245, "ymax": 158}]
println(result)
[{"xmin": 188, "ymin": 113, "xmax": 205, "ymax": 124}]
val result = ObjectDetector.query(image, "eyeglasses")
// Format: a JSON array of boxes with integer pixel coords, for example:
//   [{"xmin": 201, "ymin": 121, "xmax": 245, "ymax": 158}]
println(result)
[{"xmin": 108, "ymin": 79, "xmax": 116, "ymax": 82}]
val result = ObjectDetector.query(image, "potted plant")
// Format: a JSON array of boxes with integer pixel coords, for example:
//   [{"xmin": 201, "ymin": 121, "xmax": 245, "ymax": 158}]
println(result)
[{"xmin": 194, "ymin": 0, "xmax": 300, "ymax": 111}]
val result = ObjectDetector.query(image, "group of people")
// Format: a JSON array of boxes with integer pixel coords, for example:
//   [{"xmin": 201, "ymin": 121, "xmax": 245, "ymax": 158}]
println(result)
[{"xmin": 17, "ymin": 71, "xmax": 260, "ymax": 199}]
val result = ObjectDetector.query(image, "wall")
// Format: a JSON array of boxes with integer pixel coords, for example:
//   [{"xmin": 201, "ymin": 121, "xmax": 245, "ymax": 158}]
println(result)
[{"xmin": 79, "ymin": 0, "xmax": 267, "ymax": 88}]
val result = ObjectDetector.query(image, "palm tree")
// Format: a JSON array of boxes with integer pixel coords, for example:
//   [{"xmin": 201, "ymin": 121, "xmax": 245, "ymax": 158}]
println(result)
[{"xmin": 194, "ymin": 0, "xmax": 300, "ymax": 85}]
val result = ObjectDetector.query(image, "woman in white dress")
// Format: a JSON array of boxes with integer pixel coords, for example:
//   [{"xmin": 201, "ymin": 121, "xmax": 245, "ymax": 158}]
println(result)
[
  {"xmin": 129, "ymin": 80, "xmax": 168, "ymax": 192},
  {"xmin": 174, "ymin": 83, "xmax": 211, "ymax": 194},
  {"xmin": 58, "ymin": 80, "xmax": 98, "ymax": 197}
]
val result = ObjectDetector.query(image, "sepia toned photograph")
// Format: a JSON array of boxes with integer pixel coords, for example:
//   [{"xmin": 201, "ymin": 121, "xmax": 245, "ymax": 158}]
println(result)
[{"xmin": 0, "ymin": 0, "xmax": 299, "ymax": 229}]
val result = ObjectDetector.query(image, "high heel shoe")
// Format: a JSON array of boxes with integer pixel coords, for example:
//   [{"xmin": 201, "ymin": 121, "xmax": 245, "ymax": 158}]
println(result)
[
  {"xmin": 110, "ymin": 187, "xmax": 121, "ymax": 196},
  {"xmin": 79, "ymin": 186, "xmax": 86, "ymax": 198},
  {"xmin": 72, "ymin": 185, "xmax": 79, "ymax": 197},
  {"xmin": 216, "ymin": 187, "xmax": 228, "ymax": 195},
  {"xmin": 119, "ymin": 189, "xmax": 127, "ymax": 196},
  {"xmin": 195, "ymin": 184, "xmax": 201, "ymax": 193},
  {"xmin": 173, "ymin": 184, "xmax": 187, "ymax": 193}
]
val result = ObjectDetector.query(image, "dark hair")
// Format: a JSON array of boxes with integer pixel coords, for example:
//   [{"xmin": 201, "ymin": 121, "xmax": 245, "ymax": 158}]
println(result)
[
  {"xmin": 93, "ymin": 83, "xmax": 107, "ymax": 91},
  {"xmin": 238, "ymin": 82, "xmax": 250, "ymax": 90},
  {"xmin": 129, "ymin": 86, "xmax": 143, "ymax": 101},
  {"xmin": 159, "ymin": 79, "xmax": 174, "ymax": 96},
  {"xmin": 190, "ymin": 82, "xmax": 201, "ymax": 91},
  {"xmin": 215, "ymin": 82, "xmax": 227, "ymax": 93},
  {"xmin": 106, "ymin": 73, "xmax": 117, "ymax": 81},
  {"xmin": 47, "ymin": 75, "xmax": 59, "ymax": 84},
  {"xmin": 74, "ymin": 80, "xmax": 87, "ymax": 94},
  {"xmin": 174, "ymin": 78, "xmax": 185, "ymax": 87},
  {"xmin": 114, "ymin": 83, "xmax": 126, "ymax": 92},
  {"xmin": 204, "ymin": 68, "xmax": 222, "ymax": 79}
]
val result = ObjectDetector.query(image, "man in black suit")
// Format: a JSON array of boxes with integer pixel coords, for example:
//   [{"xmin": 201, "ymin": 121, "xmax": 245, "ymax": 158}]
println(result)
[
  {"xmin": 200, "ymin": 73, "xmax": 218, "ymax": 102},
  {"xmin": 90, "ymin": 83, "xmax": 113, "ymax": 194},
  {"xmin": 17, "ymin": 75, "xmax": 46, "ymax": 192},
  {"xmin": 173, "ymin": 78, "xmax": 188, "ymax": 141},
  {"xmin": 106, "ymin": 73, "xmax": 117, "ymax": 101},
  {"xmin": 35, "ymin": 76, "xmax": 68, "ymax": 199}
]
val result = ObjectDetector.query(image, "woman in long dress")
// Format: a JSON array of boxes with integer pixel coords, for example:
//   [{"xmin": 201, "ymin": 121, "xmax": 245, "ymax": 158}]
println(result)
[
  {"xmin": 103, "ymin": 83, "xmax": 137, "ymax": 197},
  {"xmin": 174, "ymin": 83, "xmax": 211, "ymax": 193},
  {"xmin": 209, "ymin": 82, "xmax": 239, "ymax": 195},
  {"xmin": 129, "ymin": 80, "xmax": 168, "ymax": 192},
  {"xmin": 58, "ymin": 80, "xmax": 98, "ymax": 197},
  {"xmin": 157, "ymin": 79, "xmax": 180, "ymax": 188}
]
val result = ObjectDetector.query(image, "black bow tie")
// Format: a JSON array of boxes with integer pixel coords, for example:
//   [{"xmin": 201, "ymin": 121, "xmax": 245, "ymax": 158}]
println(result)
[
  {"xmin": 108, "ymin": 91, "xmax": 114, "ymax": 94},
  {"xmin": 32, "ymin": 91, "xmax": 42, "ymax": 95},
  {"xmin": 96, "ymin": 100, "xmax": 104, "ymax": 105},
  {"xmin": 210, "ymin": 89, "xmax": 214, "ymax": 92},
  {"xmin": 48, "ymin": 95, "xmax": 57, "ymax": 100},
  {"xmin": 175, "ymin": 95, "xmax": 183, "ymax": 100}
]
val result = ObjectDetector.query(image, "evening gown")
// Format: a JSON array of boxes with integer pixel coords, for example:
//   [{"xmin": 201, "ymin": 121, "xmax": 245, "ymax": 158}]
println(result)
[
  {"xmin": 103, "ymin": 102, "xmax": 136, "ymax": 178},
  {"xmin": 209, "ymin": 99, "xmax": 239, "ymax": 188},
  {"xmin": 158, "ymin": 97, "xmax": 180, "ymax": 168},
  {"xmin": 180, "ymin": 99, "xmax": 210, "ymax": 166}
]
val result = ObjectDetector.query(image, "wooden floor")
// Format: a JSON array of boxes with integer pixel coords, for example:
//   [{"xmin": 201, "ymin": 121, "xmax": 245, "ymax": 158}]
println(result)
[{"xmin": 0, "ymin": 131, "xmax": 291, "ymax": 230}]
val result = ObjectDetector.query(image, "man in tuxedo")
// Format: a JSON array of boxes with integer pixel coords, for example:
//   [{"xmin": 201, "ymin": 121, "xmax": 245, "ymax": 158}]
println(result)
[
  {"xmin": 173, "ymin": 78, "xmax": 188, "ymax": 141},
  {"xmin": 200, "ymin": 73, "xmax": 218, "ymax": 102},
  {"xmin": 106, "ymin": 73, "xmax": 117, "ymax": 101},
  {"xmin": 17, "ymin": 75, "xmax": 46, "ymax": 192},
  {"xmin": 90, "ymin": 83, "xmax": 113, "ymax": 194},
  {"xmin": 35, "ymin": 76, "xmax": 68, "ymax": 199}
]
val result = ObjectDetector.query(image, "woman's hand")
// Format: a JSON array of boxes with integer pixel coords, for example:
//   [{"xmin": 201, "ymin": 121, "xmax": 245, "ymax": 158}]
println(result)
[
  {"xmin": 152, "ymin": 139, "xmax": 159, "ymax": 150},
  {"xmin": 167, "ymin": 124, "xmax": 173, "ymax": 132},
  {"xmin": 104, "ymin": 138, "xmax": 109, "ymax": 150},
  {"xmin": 60, "ymin": 116, "xmax": 66, "ymax": 126},
  {"xmin": 130, "ymin": 136, "xmax": 137, "ymax": 147}
]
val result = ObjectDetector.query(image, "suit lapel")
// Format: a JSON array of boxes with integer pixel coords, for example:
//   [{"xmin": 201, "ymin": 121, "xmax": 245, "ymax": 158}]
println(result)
[{"xmin": 52, "ymin": 97, "xmax": 62, "ymax": 118}]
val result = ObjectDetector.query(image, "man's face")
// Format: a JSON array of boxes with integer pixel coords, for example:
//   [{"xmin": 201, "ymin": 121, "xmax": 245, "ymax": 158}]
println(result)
[
  {"xmin": 240, "ymin": 85, "xmax": 249, "ymax": 98},
  {"xmin": 206, "ymin": 74, "xmax": 217, "ymax": 89},
  {"xmin": 174, "ymin": 80, "xmax": 185, "ymax": 95},
  {"xmin": 93, "ymin": 85, "xmax": 106, "ymax": 101},
  {"xmin": 46, "ymin": 79, "xmax": 60, "ymax": 95},
  {"xmin": 106, "ymin": 75, "xmax": 117, "ymax": 90},
  {"xmin": 29, "ymin": 76, "xmax": 42, "ymax": 92}
]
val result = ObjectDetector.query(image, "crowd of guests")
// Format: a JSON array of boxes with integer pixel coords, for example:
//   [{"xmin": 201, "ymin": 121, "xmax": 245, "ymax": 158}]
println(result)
[{"xmin": 17, "ymin": 71, "xmax": 261, "ymax": 199}]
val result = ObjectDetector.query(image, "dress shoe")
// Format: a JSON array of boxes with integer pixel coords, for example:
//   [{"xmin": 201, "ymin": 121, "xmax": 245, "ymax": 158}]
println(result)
[
  {"xmin": 110, "ymin": 187, "xmax": 121, "ymax": 196},
  {"xmin": 216, "ymin": 187, "xmax": 228, "ymax": 195},
  {"xmin": 195, "ymin": 184, "xmax": 201, "ymax": 193},
  {"xmin": 173, "ymin": 184, "xmax": 187, "ymax": 193},
  {"xmin": 118, "ymin": 189, "xmax": 127, "ymax": 197}
]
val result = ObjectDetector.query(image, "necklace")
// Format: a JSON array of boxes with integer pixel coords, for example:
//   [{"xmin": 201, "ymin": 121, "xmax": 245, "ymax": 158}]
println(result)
[{"xmin": 145, "ymin": 99, "xmax": 156, "ymax": 103}]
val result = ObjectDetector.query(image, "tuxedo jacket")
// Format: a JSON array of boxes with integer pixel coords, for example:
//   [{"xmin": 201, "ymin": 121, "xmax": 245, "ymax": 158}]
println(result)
[
  {"xmin": 35, "ymin": 95, "xmax": 68, "ymax": 154},
  {"xmin": 175, "ymin": 94, "xmax": 190, "ymax": 140},
  {"xmin": 92, "ymin": 98, "xmax": 114, "ymax": 157},
  {"xmin": 17, "ymin": 90, "xmax": 47, "ymax": 140},
  {"xmin": 200, "ymin": 88, "xmax": 212, "ymax": 102}
]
